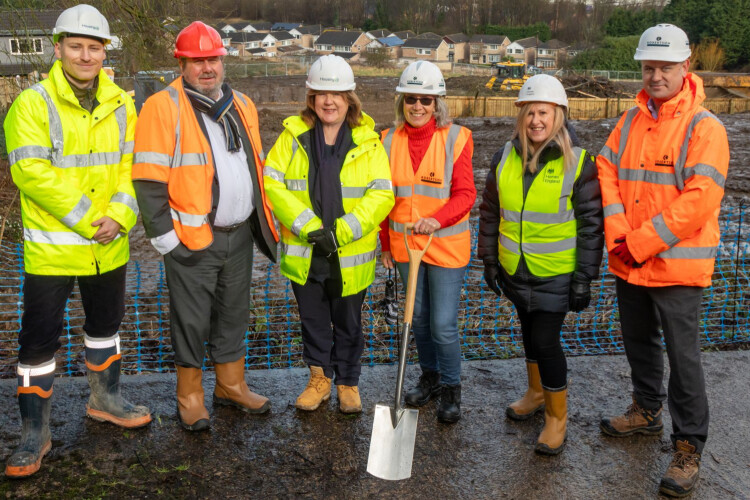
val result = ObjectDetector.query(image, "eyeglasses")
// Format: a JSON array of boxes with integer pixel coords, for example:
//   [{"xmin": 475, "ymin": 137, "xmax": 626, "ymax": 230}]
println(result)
[{"xmin": 404, "ymin": 96, "xmax": 435, "ymax": 106}]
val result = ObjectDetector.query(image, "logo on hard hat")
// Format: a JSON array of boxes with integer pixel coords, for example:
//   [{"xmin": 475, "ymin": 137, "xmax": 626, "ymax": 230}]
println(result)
[
  {"xmin": 647, "ymin": 39, "xmax": 670, "ymax": 47},
  {"xmin": 320, "ymin": 76, "xmax": 340, "ymax": 82},
  {"xmin": 81, "ymin": 24, "xmax": 100, "ymax": 31}
]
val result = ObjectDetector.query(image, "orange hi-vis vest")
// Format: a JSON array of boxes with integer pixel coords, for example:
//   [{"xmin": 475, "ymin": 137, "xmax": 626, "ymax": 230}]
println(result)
[
  {"xmin": 382, "ymin": 124, "xmax": 472, "ymax": 268},
  {"xmin": 132, "ymin": 77, "xmax": 278, "ymax": 250},
  {"xmin": 597, "ymin": 73, "xmax": 729, "ymax": 287}
]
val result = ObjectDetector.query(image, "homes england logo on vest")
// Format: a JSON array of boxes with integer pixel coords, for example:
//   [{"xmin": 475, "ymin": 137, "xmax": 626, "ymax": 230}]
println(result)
[{"xmin": 421, "ymin": 171, "xmax": 443, "ymax": 184}]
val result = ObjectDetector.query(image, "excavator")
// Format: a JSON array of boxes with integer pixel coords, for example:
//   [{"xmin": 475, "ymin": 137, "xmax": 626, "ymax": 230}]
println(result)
[{"xmin": 485, "ymin": 62, "xmax": 533, "ymax": 91}]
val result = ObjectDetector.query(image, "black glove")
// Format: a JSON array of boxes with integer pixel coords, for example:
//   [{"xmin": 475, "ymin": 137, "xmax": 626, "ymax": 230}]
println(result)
[
  {"xmin": 307, "ymin": 226, "xmax": 338, "ymax": 256},
  {"xmin": 569, "ymin": 279, "xmax": 591, "ymax": 312},
  {"xmin": 168, "ymin": 242, "xmax": 205, "ymax": 266},
  {"xmin": 483, "ymin": 264, "xmax": 503, "ymax": 297}
]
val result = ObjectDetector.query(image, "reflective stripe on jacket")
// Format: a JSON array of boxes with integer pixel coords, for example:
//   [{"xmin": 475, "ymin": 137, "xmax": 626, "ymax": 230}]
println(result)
[
  {"xmin": 596, "ymin": 73, "xmax": 729, "ymax": 287},
  {"xmin": 132, "ymin": 77, "xmax": 278, "ymax": 251},
  {"xmin": 5, "ymin": 60, "xmax": 137, "ymax": 275},
  {"xmin": 263, "ymin": 114, "xmax": 394, "ymax": 296},
  {"xmin": 382, "ymin": 124, "xmax": 472, "ymax": 268},
  {"xmin": 496, "ymin": 142, "xmax": 586, "ymax": 277}
]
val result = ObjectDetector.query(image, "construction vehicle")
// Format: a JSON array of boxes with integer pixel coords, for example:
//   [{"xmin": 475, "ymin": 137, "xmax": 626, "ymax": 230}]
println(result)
[{"xmin": 486, "ymin": 62, "xmax": 533, "ymax": 91}]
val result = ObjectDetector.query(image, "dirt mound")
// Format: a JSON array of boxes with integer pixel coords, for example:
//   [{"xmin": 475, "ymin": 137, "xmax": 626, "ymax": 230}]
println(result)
[{"xmin": 560, "ymin": 74, "xmax": 636, "ymax": 98}]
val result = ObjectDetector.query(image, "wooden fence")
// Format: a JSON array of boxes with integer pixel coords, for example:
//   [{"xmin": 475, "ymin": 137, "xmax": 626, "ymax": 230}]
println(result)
[{"xmin": 445, "ymin": 96, "xmax": 750, "ymax": 120}]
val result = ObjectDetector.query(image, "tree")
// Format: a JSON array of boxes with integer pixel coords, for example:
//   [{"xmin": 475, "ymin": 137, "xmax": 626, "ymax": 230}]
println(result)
[
  {"xmin": 569, "ymin": 36, "xmax": 641, "ymax": 71},
  {"xmin": 708, "ymin": 0, "xmax": 750, "ymax": 68},
  {"xmin": 365, "ymin": 47, "xmax": 391, "ymax": 68}
]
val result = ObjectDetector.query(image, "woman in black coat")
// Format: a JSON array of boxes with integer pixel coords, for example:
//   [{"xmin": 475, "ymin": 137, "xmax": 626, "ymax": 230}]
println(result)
[{"xmin": 478, "ymin": 74, "xmax": 603, "ymax": 455}]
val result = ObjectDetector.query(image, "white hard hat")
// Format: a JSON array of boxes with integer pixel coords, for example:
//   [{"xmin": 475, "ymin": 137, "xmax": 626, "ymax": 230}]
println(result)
[
  {"xmin": 306, "ymin": 55, "xmax": 356, "ymax": 92},
  {"xmin": 396, "ymin": 61, "xmax": 446, "ymax": 96},
  {"xmin": 515, "ymin": 74, "xmax": 568, "ymax": 108},
  {"xmin": 634, "ymin": 24, "xmax": 691, "ymax": 62},
  {"xmin": 53, "ymin": 4, "xmax": 111, "ymax": 44}
]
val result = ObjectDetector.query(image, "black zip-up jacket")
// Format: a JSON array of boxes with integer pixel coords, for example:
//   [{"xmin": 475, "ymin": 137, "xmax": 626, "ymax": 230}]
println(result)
[{"xmin": 478, "ymin": 133, "xmax": 604, "ymax": 313}]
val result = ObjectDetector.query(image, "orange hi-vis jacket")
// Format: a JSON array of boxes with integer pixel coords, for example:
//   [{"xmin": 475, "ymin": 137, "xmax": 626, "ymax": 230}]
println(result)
[
  {"xmin": 132, "ymin": 77, "xmax": 278, "ymax": 250},
  {"xmin": 596, "ymin": 73, "xmax": 729, "ymax": 287},
  {"xmin": 382, "ymin": 124, "xmax": 473, "ymax": 268}
]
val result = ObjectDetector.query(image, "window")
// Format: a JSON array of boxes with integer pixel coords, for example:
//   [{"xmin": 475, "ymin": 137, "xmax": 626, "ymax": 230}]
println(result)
[
  {"xmin": 334, "ymin": 45, "xmax": 351, "ymax": 52},
  {"xmin": 417, "ymin": 48, "xmax": 431, "ymax": 55},
  {"xmin": 539, "ymin": 59, "xmax": 555, "ymax": 68},
  {"xmin": 263, "ymin": 41, "xmax": 275, "ymax": 47},
  {"xmin": 514, "ymin": 48, "xmax": 523, "ymax": 54},
  {"xmin": 539, "ymin": 49, "xmax": 549, "ymax": 55},
  {"xmin": 10, "ymin": 38, "xmax": 43, "ymax": 55},
  {"xmin": 489, "ymin": 44, "xmax": 498, "ymax": 50},
  {"xmin": 449, "ymin": 43, "xmax": 454, "ymax": 49},
  {"xmin": 488, "ymin": 54, "xmax": 500, "ymax": 62}
]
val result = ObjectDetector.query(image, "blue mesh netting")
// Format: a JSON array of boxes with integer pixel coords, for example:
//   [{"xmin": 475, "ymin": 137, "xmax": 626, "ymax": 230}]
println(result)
[{"xmin": 0, "ymin": 200, "xmax": 748, "ymax": 378}]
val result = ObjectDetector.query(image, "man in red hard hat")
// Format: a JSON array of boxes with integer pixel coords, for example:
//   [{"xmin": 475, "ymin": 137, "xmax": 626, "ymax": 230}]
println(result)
[{"xmin": 132, "ymin": 21, "xmax": 279, "ymax": 431}]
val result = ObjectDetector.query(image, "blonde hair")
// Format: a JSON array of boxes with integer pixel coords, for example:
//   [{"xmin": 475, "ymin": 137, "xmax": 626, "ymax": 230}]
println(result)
[
  {"xmin": 301, "ymin": 90, "xmax": 363, "ymax": 129},
  {"xmin": 513, "ymin": 103, "xmax": 574, "ymax": 174},
  {"xmin": 394, "ymin": 94, "xmax": 452, "ymax": 129}
]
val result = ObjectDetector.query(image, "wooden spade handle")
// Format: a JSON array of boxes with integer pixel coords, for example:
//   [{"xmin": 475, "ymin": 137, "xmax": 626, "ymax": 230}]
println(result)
[{"xmin": 402, "ymin": 223, "xmax": 432, "ymax": 325}]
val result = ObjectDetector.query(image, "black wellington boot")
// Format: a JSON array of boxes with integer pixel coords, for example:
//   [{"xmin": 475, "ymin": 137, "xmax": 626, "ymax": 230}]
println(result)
[
  {"xmin": 437, "ymin": 384, "xmax": 461, "ymax": 424},
  {"xmin": 5, "ymin": 393, "xmax": 52, "ymax": 478},
  {"xmin": 405, "ymin": 369, "xmax": 441, "ymax": 407}
]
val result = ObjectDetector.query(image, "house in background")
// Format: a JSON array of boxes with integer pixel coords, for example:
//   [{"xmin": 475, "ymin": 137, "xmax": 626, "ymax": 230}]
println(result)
[
  {"xmin": 229, "ymin": 31, "xmax": 280, "ymax": 57},
  {"xmin": 314, "ymin": 30, "xmax": 369, "ymax": 56},
  {"xmin": 468, "ymin": 34, "xmax": 510, "ymax": 65},
  {"xmin": 506, "ymin": 36, "xmax": 538, "ymax": 66},
  {"xmin": 0, "ymin": 9, "xmax": 60, "ymax": 76},
  {"xmin": 366, "ymin": 29, "xmax": 391, "ymax": 40},
  {"xmin": 366, "ymin": 35, "xmax": 403, "ymax": 59},
  {"xmin": 271, "ymin": 31, "xmax": 297, "ymax": 48},
  {"xmin": 443, "ymin": 33, "xmax": 469, "ymax": 63},
  {"xmin": 272, "ymin": 22, "xmax": 301, "ymax": 31},
  {"xmin": 296, "ymin": 25, "xmax": 323, "ymax": 48},
  {"xmin": 536, "ymin": 39, "xmax": 570, "ymax": 69},
  {"xmin": 391, "ymin": 30, "xmax": 416, "ymax": 41},
  {"xmin": 244, "ymin": 22, "xmax": 273, "ymax": 33},
  {"xmin": 401, "ymin": 38, "xmax": 448, "ymax": 62}
]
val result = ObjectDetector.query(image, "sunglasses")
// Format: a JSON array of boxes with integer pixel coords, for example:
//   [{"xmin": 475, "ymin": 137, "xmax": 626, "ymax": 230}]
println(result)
[{"xmin": 404, "ymin": 96, "xmax": 435, "ymax": 106}]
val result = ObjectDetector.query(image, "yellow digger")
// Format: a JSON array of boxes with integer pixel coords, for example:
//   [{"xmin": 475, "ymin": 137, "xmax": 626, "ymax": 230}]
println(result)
[{"xmin": 486, "ymin": 62, "xmax": 532, "ymax": 91}]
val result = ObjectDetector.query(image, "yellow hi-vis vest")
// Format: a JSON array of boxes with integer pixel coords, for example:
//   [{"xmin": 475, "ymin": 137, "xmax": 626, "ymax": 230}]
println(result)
[
  {"xmin": 5, "ymin": 60, "xmax": 138, "ymax": 276},
  {"xmin": 496, "ymin": 142, "xmax": 586, "ymax": 277},
  {"xmin": 263, "ymin": 114, "xmax": 395, "ymax": 296}
]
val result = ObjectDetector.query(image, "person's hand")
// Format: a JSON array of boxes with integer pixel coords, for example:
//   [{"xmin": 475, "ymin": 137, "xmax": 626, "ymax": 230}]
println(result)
[
  {"xmin": 413, "ymin": 217, "xmax": 441, "ymax": 235},
  {"xmin": 611, "ymin": 237, "xmax": 640, "ymax": 267},
  {"xmin": 168, "ymin": 243, "xmax": 205, "ymax": 266},
  {"xmin": 92, "ymin": 216, "xmax": 122, "ymax": 245},
  {"xmin": 307, "ymin": 226, "xmax": 338, "ymax": 256},
  {"xmin": 483, "ymin": 264, "xmax": 503, "ymax": 297},
  {"xmin": 569, "ymin": 279, "xmax": 591, "ymax": 312},
  {"xmin": 381, "ymin": 250, "xmax": 395, "ymax": 269}
]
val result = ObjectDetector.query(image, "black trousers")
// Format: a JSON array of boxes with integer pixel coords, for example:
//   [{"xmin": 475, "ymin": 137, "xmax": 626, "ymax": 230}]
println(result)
[
  {"xmin": 291, "ymin": 278, "xmax": 366, "ymax": 386},
  {"xmin": 616, "ymin": 277, "xmax": 708, "ymax": 453},
  {"xmin": 515, "ymin": 308, "xmax": 567, "ymax": 390},
  {"xmin": 19, "ymin": 264, "xmax": 127, "ymax": 365}
]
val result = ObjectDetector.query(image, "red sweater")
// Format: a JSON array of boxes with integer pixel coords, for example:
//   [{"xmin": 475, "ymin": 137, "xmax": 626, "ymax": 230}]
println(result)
[{"xmin": 379, "ymin": 118, "xmax": 476, "ymax": 252}]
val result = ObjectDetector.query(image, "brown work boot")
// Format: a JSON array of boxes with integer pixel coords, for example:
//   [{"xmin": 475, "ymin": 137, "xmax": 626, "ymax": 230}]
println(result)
[
  {"xmin": 535, "ymin": 387, "xmax": 567, "ymax": 455},
  {"xmin": 659, "ymin": 440, "xmax": 701, "ymax": 498},
  {"xmin": 336, "ymin": 385, "xmax": 362, "ymax": 414},
  {"xmin": 213, "ymin": 358, "xmax": 270, "ymax": 414},
  {"xmin": 176, "ymin": 365, "xmax": 210, "ymax": 431},
  {"xmin": 295, "ymin": 366, "xmax": 331, "ymax": 411},
  {"xmin": 600, "ymin": 396, "xmax": 663, "ymax": 437},
  {"xmin": 506, "ymin": 360, "xmax": 545, "ymax": 421}
]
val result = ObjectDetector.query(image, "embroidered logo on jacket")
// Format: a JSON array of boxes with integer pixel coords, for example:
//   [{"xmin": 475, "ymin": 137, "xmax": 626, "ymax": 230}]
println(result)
[{"xmin": 421, "ymin": 171, "xmax": 443, "ymax": 185}]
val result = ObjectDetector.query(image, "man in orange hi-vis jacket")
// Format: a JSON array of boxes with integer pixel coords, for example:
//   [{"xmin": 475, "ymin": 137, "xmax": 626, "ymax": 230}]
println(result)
[
  {"xmin": 596, "ymin": 24, "xmax": 729, "ymax": 498},
  {"xmin": 132, "ymin": 22, "xmax": 278, "ymax": 432}
]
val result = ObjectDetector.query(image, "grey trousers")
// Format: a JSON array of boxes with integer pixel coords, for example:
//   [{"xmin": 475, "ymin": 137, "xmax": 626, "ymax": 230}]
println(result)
[
  {"xmin": 615, "ymin": 277, "xmax": 709, "ymax": 453},
  {"xmin": 164, "ymin": 222, "xmax": 253, "ymax": 368}
]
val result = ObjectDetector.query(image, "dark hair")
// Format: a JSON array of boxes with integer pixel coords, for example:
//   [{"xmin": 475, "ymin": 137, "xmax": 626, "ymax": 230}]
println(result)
[{"xmin": 301, "ymin": 90, "xmax": 363, "ymax": 129}]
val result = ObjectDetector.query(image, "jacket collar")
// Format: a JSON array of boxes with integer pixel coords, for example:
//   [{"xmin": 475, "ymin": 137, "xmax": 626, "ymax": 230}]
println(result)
[
  {"xmin": 635, "ymin": 72, "xmax": 705, "ymax": 120},
  {"xmin": 283, "ymin": 112, "xmax": 379, "ymax": 147},
  {"xmin": 49, "ymin": 60, "xmax": 123, "ymax": 109}
]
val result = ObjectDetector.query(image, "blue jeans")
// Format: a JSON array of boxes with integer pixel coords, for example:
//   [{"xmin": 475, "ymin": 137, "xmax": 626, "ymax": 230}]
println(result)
[{"xmin": 396, "ymin": 262, "xmax": 466, "ymax": 386}]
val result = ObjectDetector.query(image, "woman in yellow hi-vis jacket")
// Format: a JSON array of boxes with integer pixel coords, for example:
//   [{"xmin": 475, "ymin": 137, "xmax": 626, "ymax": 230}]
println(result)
[
  {"xmin": 263, "ymin": 55, "xmax": 394, "ymax": 414},
  {"xmin": 478, "ymin": 75, "xmax": 603, "ymax": 455}
]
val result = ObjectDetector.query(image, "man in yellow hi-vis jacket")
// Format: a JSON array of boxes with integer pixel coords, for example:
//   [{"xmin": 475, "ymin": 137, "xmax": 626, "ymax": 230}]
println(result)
[{"xmin": 3, "ymin": 4, "xmax": 150, "ymax": 479}]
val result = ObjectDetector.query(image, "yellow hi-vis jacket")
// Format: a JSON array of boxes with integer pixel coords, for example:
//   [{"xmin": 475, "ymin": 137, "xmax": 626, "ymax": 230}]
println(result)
[
  {"xmin": 263, "ymin": 114, "xmax": 394, "ymax": 296},
  {"xmin": 5, "ymin": 60, "xmax": 138, "ymax": 275},
  {"xmin": 496, "ymin": 142, "xmax": 587, "ymax": 277}
]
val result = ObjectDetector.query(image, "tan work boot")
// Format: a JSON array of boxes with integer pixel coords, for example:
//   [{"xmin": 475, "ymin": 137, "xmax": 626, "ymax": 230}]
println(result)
[
  {"xmin": 337, "ymin": 385, "xmax": 362, "ymax": 414},
  {"xmin": 506, "ymin": 360, "xmax": 545, "ymax": 420},
  {"xmin": 295, "ymin": 366, "xmax": 331, "ymax": 411},
  {"xmin": 213, "ymin": 358, "xmax": 270, "ymax": 414},
  {"xmin": 659, "ymin": 440, "xmax": 701, "ymax": 497},
  {"xmin": 600, "ymin": 396, "xmax": 663, "ymax": 437},
  {"xmin": 176, "ymin": 365, "xmax": 210, "ymax": 431},
  {"xmin": 535, "ymin": 387, "xmax": 567, "ymax": 455}
]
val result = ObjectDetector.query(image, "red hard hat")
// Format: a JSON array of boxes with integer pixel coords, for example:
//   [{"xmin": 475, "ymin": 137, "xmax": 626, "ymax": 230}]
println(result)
[{"xmin": 174, "ymin": 21, "xmax": 227, "ymax": 58}]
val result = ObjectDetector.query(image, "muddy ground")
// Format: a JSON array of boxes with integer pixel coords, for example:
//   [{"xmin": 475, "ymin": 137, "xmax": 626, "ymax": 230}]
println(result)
[{"xmin": 0, "ymin": 351, "xmax": 749, "ymax": 499}]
